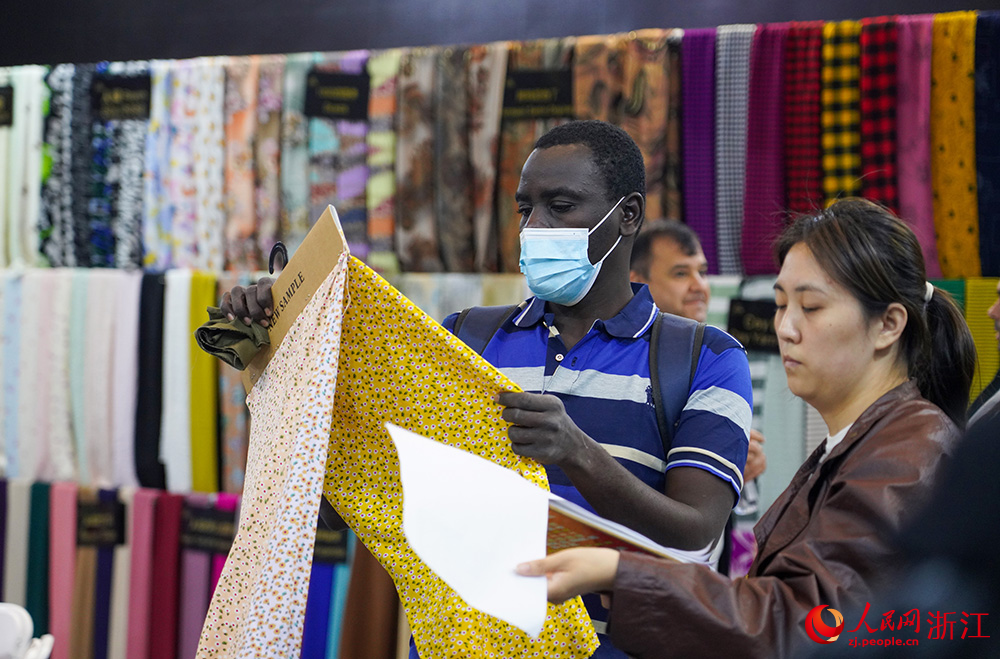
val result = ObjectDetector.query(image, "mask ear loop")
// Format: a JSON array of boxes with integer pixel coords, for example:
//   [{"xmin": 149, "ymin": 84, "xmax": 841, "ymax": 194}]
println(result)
[{"xmin": 589, "ymin": 196, "xmax": 626, "ymax": 264}]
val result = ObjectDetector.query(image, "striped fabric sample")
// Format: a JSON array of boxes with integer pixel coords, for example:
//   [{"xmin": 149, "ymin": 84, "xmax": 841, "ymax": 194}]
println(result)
[
  {"xmin": 396, "ymin": 48, "xmax": 442, "ymax": 272},
  {"xmin": 896, "ymin": 15, "xmax": 940, "ymax": 277},
  {"xmin": 784, "ymin": 22, "xmax": 825, "ymax": 215},
  {"xmin": 859, "ymin": 17, "xmax": 899, "ymax": 212},
  {"xmin": 224, "ymin": 56, "xmax": 261, "ymax": 271},
  {"xmin": 366, "ymin": 49, "xmax": 402, "ymax": 273},
  {"xmin": 931, "ymin": 11, "xmax": 980, "ymax": 278},
  {"xmin": 975, "ymin": 12, "xmax": 1000, "ymax": 277},
  {"xmin": 742, "ymin": 23, "xmax": 788, "ymax": 275},
  {"xmin": 715, "ymin": 24, "xmax": 756, "ymax": 275},
  {"xmin": 681, "ymin": 28, "xmax": 719, "ymax": 273},
  {"xmin": 467, "ymin": 42, "xmax": 508, "ymax": 273},
  {"xmin": 621, "ymin": 29, "xmax": 671, "ymax": 220},
  {"xmin": 821, "ymin": 20, "xmax": 863, "ymax": 203}
]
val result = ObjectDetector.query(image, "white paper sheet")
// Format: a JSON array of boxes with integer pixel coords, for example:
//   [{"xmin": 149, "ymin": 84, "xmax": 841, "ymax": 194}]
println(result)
[{"xmin": 387, "ymin": 422, "xmax": 549, "ymax": 638}]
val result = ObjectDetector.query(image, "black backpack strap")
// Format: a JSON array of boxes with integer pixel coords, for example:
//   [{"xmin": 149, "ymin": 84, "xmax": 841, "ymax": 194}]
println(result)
[
  {"xmin": 452, "ymin": 304, "xmax": 520, "ymax": 355},
  {"xmin": 649, "ymin": 312, "xmax": 705, "ymax": 457}
]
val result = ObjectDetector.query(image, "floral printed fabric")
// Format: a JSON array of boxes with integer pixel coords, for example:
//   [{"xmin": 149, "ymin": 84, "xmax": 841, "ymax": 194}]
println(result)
[
  {"xmin": 197, "ymin": 252, "xmax": 349, "ymax": 658},
  {"xmin": 326, "ymin": 257, "xmax": 597, "ymax": 658}
]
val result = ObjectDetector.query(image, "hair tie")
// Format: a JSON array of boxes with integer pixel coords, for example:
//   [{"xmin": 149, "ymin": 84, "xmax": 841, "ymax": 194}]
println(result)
[{"xmin": 924, "ymin": 281, "xmax": 934, "ymax": 304}]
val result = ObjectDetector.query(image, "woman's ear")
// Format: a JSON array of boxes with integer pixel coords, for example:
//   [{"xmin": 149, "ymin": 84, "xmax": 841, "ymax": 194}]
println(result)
[
  {"xmin": 620, "ymin": 192, "xmax": 645, "ymax": 237},
  {"xmin": 874, "ymin": 302, "xmax": 908, "ymax": 350}
]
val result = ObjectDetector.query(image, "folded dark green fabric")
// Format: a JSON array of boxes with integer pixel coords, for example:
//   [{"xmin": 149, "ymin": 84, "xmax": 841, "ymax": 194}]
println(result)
[{"xmin": 195, "ymin": 306, "xmax": 271, "ymax": 370}]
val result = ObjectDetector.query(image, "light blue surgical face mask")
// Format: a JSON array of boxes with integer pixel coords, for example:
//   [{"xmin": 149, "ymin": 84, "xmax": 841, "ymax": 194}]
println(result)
[{"xmin": 518, "ymin": 196, "xmax": 625, "ymax": 306}]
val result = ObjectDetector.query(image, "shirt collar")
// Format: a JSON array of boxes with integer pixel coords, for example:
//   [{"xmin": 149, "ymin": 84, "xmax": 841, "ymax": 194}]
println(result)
[{"xmin": 513, "ymin": 283, "xmax": 659, "ymax": 339}]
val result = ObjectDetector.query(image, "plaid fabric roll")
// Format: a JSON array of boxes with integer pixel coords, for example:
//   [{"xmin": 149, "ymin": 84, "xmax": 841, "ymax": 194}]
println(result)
[
  {"xmin": 859, "ymin": 16, "xmax": 899, "ymax": 213},
  {"xmin": 896, "ymin": 15, "xmax": 940, "ymax": 277},
  {"xmin": 821, "ymin": 20, "xmax": 862, "ymax": 204},
  {"xmin": 665, "ymin": 30, "xmax": 683, "ymax": 222},
  {"xmin": 467, "ymin": 42, "xmax": 508, "ymax": 273},
  {"xmin": 434, "ymin": 47, "xmax": 476, "ymax": 272},
  {"xmin": 224, "ymin": 56, "xmax": 261, "ymax": 271},
  {"xmin": 681, "ymin": 28, "xmax": 719, "ymax": 273},
  {"xmin": 366, "ymin": 49, "xmax": 402, "ymax": 273},
  {"xmin": 931, "ymin": 11, "xmax": 980, "ymax": 278},
  {"xmin": 784, "ymin": 22, "xmax": 824, "ymax": 214},
  {"xmin": 573, "ymin": 33, "xmax": 625, "ymax": 123},
  {"xmin": 976, "ymin": 12, "xmax": 1000, "ymax": 277},
  {"xmin": 495, "ymin": 38, "xmax": 574, "ymax": 273},
  {"xmin": 395, "ymin": 48, "xmax": 443, "ymax": 272},
  {"xmin": 742, "ymin": 23, "xmax": 788, "ymax": 276},
  {"xmin": 715, "ymin": 24, "xmax": 756, "ymax": 276},
  {"xmin": 621, "ymin": 29, "xmax": 671, "ymax": 220}
]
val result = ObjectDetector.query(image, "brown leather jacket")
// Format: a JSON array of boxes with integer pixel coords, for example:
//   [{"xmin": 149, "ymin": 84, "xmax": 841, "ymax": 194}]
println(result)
[{"xmin": 607, "ymin": 381, "xmax": 960, "ymax": 658}]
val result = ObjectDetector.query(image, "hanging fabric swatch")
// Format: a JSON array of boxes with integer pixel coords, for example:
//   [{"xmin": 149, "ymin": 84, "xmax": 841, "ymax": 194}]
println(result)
[
  {"xmin": 966, "ymin": 278, "xmax": 1000, "ymax": 402},
  {"xmin": 467, "ymin": 42, "xmax": 508, "ymax": 273},
  {"xmin": 896, "ymin": 15, "xmax": 940, "ymax": 277},
  {"xmin": 111, "ymin": 271, "xmax": 142, "ymax": 488},
  {"xmin": 168, "ymin": 60, "xmax": 200, "ymax": 268},
  {"xmin": 69, "ymin": 486, "xmax": 98, "ymax": 659},
  {"xmin": 1, "ymin": 273, "xmax": 22, "ymax": 477},
  {"xmin": 573, "ymin": 33, "xmax": 625, "ymax": 123},
  {"xmin": 0, "ymin": 67, "xmax": 9, "ymax": 268},
  {"xmin": 93, "ymin": 487, "xmax": 120, "ymax": 659},
  {"xmin": 715, "ymin": 24, "xmax": 756, "ymax": 275},
  {"xmin": 84, "ymin": 270, "xmax": 119, "ymax": 487},
  {"xmin": 178, "ymin": 494, "xmax": 215, "ymax": 659},
  {"xmin": 69, "ymin": 270, "xmax": 89, "ymax": 480},
  {"xmin": 681, "ymin": 28, "xmax": 719, "ymax": 273},
  {"xmin": 931, "ymin": 11, "xmax": 981, "ymax": 278},
  {"xmin": 3, "ymin": 479, "xmax": 30, "ymax": 606},
  {"xmin": 621, "ymin": 29, "xmax": 670, "ymax": 221},
  {"xmin": 193, "ymin": 58, "xmax": 227, "ymax": 272},
  {"xmin": 495, "ymin": 38, "xmax": 575, "ymax": 273},
  {"xmin": 48, "ymin": 481, "xmax": 76, "ymax": 659},
  {"xmin": 365, "ymin": 49, "xmax": 402, "ymax": 274},
  {"xmin": 434, "ymin": 46, "xmax": 476, "ymax": 272},
  {"xmin": 975, "ymin": 12, "xmax": 1000, "ymax": 277},
  {"xmin": 664, "ymin": 31, "xmax": 683, "ymax": 222},
  {"xmin": 210, "ymin": 492, "xmax": 239, "ymax": 592},
  {"xmin": 42, "ymin": 269, "xmax": 76, "ymax": 483},
  {"xmin": 0, "ymin": 480, "xmax": 5, "ymax": 594},
  {"xmin": 150, "ymin": 493, "xmax": 183, "ymax": 659},
  {"xmin": 224, "ymin": 56, "xmax": 261, "ymax": 271},
  {"xmin": 255, "ymin": 54, "xmax": 285, "ymax": 265},
  {"xmin": 16, "ymin": 271, "xmax": 45, "ymax": 480},
  {"xmin": 70, "ymin": 63, "xmax": 96, "ymax": 267},
  {"xmin": 189, "ymin": 271, "xmax": 219, "ymax": 494},
  {"xmin": 198, "ymin": 252, "xmax": 349, "ymax": 659},
  {"xmin": 26, "ymin": 482, "xmax": 50, "ymax": 635},
  {"xmin": 821, "ymin": 20, "xmax": 863, "ymax": 204},
  {"xmin": 135, "ymin": 273, "xmax": 167, "ymax": 490},
  {"xmin": 107, "ymin": 486, "xmax": 134, "ymax": 659},
  {"xmin": 859, "ymin": 16, "xmax": 900, "ymax": 213},
  {"xmin": 40, "ymin": 63, "xmax": 76, "ymax": 267},
  {"xmin": 742, "ymin": 23, "xmax": 789, "ymax": 275},
  {"xmin": 217, "ymin": 273, "xmax": 252, "ymax": 495},
  {"xmin": 125, "ymin": 488, "xmax": 160, "ymax": 659},
  {"xmin": 309, "ymin": 51, "xmax": 371, "ymax": 261},
  {"xmin": 143, "ymin": 60, "xmax": 174, "ymax": 270},
  {"xmin": 280, "ymin": 52, "xmax": 319, "ymax": 256},
  {"xmin": 784, "ymin": 21, "xmax": 825, "ymax": 215},
  {"xmin": 325, "ymin": 258, "xmax": 597, "ymax": 657},
  {"xmin": 7, "ymin": 65, "xmax": 47, "ymax": 267},
  {"xmin": 161, "ymin": 269, "xmax": 193, "ymax": 493},
  {"xmin": 396, "ymin": 48, "xmax": 443, "ymax": 272}
]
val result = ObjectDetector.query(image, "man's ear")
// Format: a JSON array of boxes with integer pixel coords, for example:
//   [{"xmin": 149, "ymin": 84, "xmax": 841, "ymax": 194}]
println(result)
[
  {"xmin": 620, "ymin": 192, "xmax": 644, "ymax": 237},
  {"xmin": 874, "ymin": 302, "xmax": 908, "ymax": 351},
  {"xmin": 629, "ymin": 269, "xmax": 648, "ymax": 284}
]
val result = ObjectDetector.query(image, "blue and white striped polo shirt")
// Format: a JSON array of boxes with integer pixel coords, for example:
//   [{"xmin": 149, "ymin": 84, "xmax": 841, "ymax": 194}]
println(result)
[{"xmin": 444, "ymin": 284, "xmax": 752, "ymax": 513}]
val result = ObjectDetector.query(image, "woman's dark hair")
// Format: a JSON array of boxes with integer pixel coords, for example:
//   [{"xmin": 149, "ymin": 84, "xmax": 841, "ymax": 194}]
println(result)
[{"xmin": 774, "ymin": 198, "xmax": 976, "ymax": 427}]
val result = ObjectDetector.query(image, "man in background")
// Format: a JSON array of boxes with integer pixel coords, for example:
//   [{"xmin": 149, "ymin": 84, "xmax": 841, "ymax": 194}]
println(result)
[
  {"xmin": 968, "ymin": 279, "xmax": 1000, "ymax": 428},
  {"xmin": 630, "ymin": 219, "xmax": 766, "ymax": 575}
]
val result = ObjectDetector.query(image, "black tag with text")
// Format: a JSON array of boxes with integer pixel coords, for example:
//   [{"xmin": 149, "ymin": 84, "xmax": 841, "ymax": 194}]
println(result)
[
  {"xmin": 314, "ymin": 516, "xmax": 350, "ymax": 564},
  {"xmin": 181, "ymin": 503, "xmax": 237, "ymax": 554},
  {"xmin": 727, "ymin": 299, "xmax": 779, "ymax": 354},
  {"xmin": 502, "ymin": 70, "xmax": 574, "ymax": 121},
  {"xmin": 77, "ymin": 500, "xmax": 126, "ymax": 547},
  {"xmin": 304, "ymin": 70, "xmax": 370, "ymax": 121},
  {"xmin": 90, "ymin": 74, "xmax": 151, "ymax": 121}
]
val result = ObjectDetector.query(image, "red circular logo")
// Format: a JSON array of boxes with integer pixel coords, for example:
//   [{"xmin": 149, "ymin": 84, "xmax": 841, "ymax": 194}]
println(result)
[{"xmin": 805, "ymin": 605, "xmax": 845, "ymax": 643}]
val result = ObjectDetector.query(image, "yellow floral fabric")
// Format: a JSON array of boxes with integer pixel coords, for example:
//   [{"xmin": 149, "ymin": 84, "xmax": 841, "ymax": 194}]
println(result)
[
  {"xmin": 326, "ymin": 257, "xmax": 598, "ymax": 658},
  {"xmin": 931, "ymin": 11, "xmax": 981, "ymax": 278}
]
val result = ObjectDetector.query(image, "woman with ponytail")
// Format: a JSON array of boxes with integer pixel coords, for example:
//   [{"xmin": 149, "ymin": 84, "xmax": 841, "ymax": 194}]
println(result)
[{"xmin": 517, "ymin": 198, "xmax": 976, "ymax": 659}]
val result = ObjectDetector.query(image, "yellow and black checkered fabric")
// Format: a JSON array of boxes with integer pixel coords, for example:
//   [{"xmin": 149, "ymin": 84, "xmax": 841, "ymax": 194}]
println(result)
[{"xmin": 821, "ymin": 20, "xmax": 862, "ymax": 203}]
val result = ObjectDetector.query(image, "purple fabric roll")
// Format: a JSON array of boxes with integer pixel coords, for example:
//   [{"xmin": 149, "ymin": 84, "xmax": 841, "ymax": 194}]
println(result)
[
  {"xmin": 177, "ymin": 495, "xmax": 213, "ymax": 659},
  {"xmin": 681, "ymin": 28, "xmax": 720, "ymax": 274},
  {"xmin": 93, "ymin": 488, "xmax": 117, "ymax": 659}
]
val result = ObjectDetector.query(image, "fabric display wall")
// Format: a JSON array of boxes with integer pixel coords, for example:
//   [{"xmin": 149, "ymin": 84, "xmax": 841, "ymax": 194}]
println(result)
[
  {"xmin": 0, "ymin": 10, "xmax": 997, "ymax": 277},
  {"xmin": 1, "ymin": 8, "xmax": 998, "ymax": 659}
]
